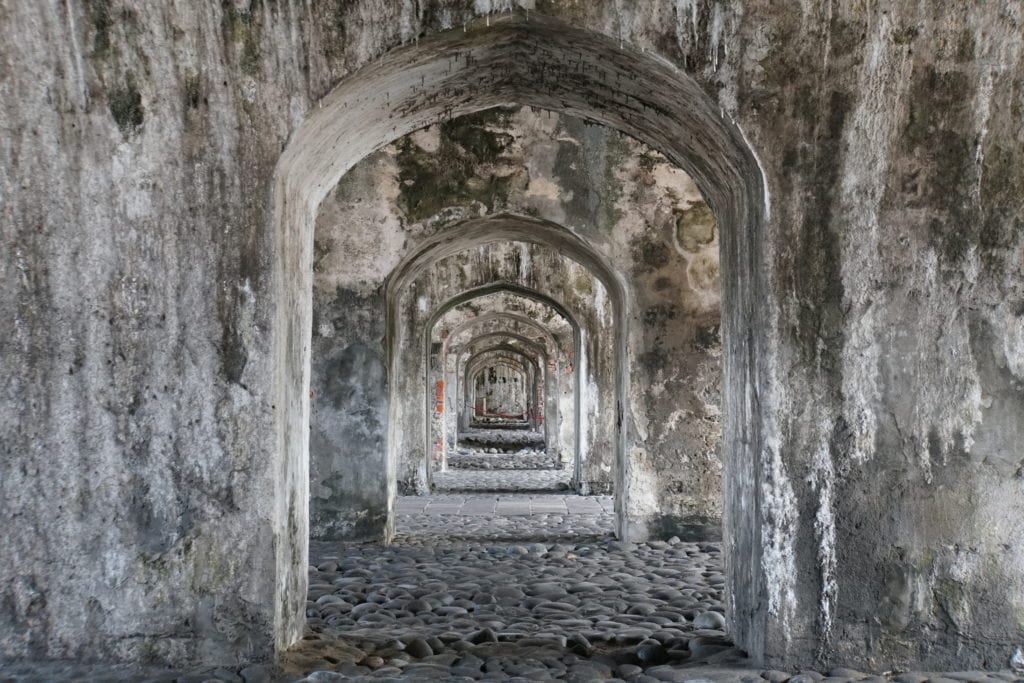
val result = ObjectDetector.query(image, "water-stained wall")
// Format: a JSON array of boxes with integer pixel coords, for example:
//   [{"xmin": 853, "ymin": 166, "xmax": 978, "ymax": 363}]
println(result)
[{"xmin": 2, "ymin": 0, "xmax": 1022, "ymax": 673}]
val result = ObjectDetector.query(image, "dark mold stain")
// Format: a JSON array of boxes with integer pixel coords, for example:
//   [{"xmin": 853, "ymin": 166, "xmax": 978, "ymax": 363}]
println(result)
[
  {"xmin": 396, "ymin": 109, "xmax": 517, "ymax": 222},
  {"xmin": 85, "ymin": 0, "xmax": 113, "ymax": 60},
  {"xmin": 222, "ymin": 2, "xmax": 262, "ymax": 76},
  {"xmin": 631, "ymin": 237, "xmax": 671, "ymax": 274},
  {"xmin": 108, "ymin": 74, "xmax": 144, "ymax": 135}
]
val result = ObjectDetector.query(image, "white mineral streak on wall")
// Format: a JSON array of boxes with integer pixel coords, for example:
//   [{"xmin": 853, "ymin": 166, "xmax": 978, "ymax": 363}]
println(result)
[
  {"xmin": 972, "ymin": 69, "xmax": 993, "ymax": 205},
  {"xmin": 593, "ymin": 282, "xmax": 612, "ymax": 327},
  {"xmin": 921, "ymin": 248, "xmax": 983, "ymax": 473},
  {"xmin": 708, "ymin": 3, "xmax": 725, "ymax": 71},
  {"xmin": 515, "ymin": 242, "xmax": 528, "ymax": 283},
  {"xmin": 581, "ymin": 372, "xmax": 599, "ymax": 463},
  {"xmin": 628, "ymin": 447, "xmax": 659, "ymax": 518},
  {"xmin": 809, "ymin": 440, "xmax": 838, "ymax": 655},
  {"xmin": 761, "ymin": 302, "xmax": 798, "ymax": 638},
  {"xmin": 735, "ymin": 123, "xmax": 771, "ymax": 222},
  {"xmin": 836, "ymin": 10, "xmax": 907, "ymax": 468},
  {"xmin": 908, "ymin": 249, "xmax": 984, "ymax": 478},
  {"xmin": 673, "ymin": 0, "xmax": 742, "ymax": 111},
  {"xmin": 398, "ymin": 0, "xmax": 419, "ymax": 42},
  {"xmin": 968, "ymin": 1, "xmax": 1023, "ymax": 206},
  {"xmin": 761, "ymin": 431, "xmax": 799, "ymax": 637},
  {"xmin": 61, "ymin": 0, "xmax": 88, "ymax": 110},
  {"xmin": 1005, "ymin": 313, "xmax": 1024, "ymax": 381}
]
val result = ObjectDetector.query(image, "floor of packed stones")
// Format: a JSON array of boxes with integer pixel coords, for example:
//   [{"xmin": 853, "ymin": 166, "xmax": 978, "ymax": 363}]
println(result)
[
  {"xmin": 2, "ymin": 496, "xmax": 1021, "ymax": 683},
  {"xmin": 457, "ymin": 428, "xmax": 546, "ymax": 449},
  {"xmin": 431, "ymin": 469, "xmax": 574, "ymax": 492}
]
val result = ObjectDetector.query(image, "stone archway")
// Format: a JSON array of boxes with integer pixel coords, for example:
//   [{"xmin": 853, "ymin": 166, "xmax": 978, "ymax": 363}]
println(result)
[
  {"xmin": 464, "ymin": 346, "xmax": 537, "ymax": 423},
  {"xmin": 390, "ymin": 216, "xmax": 622, "ymax": 509},
  {"xmin": 446, "ymin": 330, "xmax": 554, "ymax": 457},
  {"xmin": 443, "ymin": 314, "xmax": 568, "ymax": 465},
  {"xmin": 408, "ymin": 282, "xmax": 588, "ymax": 499},
  {"xmin": 272, "ymin": 13, "xmax": 767, "ymax": 659}
]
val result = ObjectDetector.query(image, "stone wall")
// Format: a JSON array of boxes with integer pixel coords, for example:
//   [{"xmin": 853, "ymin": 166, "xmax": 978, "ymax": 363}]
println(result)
[{"xmin": 1, "ymin": 0, "xmax": 1021, "ymax": 672}]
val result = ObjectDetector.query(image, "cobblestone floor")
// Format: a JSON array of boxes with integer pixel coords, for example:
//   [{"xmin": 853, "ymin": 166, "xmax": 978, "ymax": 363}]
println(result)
[
  {"xmin": 284, "ymin": 498, "xmax": 1024, "ymax": 682},
  {"xmin": 3, "ymin": 497, "xmax": 1022, "ymax": 683},
  {"xmin": 448, "ymin": 452, "xmax": 559, "ymax": 469},
  {"xmin": 459, "ymin": 428, "xmax": 545, "ymax": 449},
  {"xmin": 432, "ymin": 468, "xmax": 573, "ymax": 492},
  {"xmin": 393, "ymin": 493, "xmax": 613, "ymax": 542}
]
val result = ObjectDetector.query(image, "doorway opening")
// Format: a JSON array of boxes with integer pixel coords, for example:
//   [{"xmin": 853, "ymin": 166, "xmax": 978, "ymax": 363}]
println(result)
[{"xmin": 278, "ymin": 11, "xmax": 767, "ymax": 665}]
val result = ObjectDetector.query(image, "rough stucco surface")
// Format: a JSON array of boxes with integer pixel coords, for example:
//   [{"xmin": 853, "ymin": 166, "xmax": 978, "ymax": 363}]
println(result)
[{"xmin": 1, "ymin": 0, "xmax": 1022, "ymax": 673}]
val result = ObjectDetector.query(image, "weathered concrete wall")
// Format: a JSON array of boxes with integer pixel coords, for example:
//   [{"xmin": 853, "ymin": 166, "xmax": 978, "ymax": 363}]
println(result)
[
  {"xmin": 2, "ymin": 0, "xmax": 1023, "ymax": 673},
  {"xmin": 735, "ymin": 2, "xmax": 1024, "ymax": 670},
  {"xmin": 308, "ymin": 158, "xmax": 395, "ymax": 540},
  {"xmin": 0, "ymin": 0, "xmax": 307, "ymax": 666},
  {"xmin": 308, "ymin": 287, "xmax": 388, "ymax": 540}
]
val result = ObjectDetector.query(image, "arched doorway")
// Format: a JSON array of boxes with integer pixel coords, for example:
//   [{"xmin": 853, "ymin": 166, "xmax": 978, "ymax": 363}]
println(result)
[{"xmin": 273, "ymin": 13, "xmax": 767, "ymax": 658}]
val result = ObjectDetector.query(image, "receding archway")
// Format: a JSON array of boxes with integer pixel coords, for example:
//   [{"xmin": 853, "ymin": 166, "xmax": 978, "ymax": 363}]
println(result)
[
  {"xmin": 444, "ymin": 314, "xmax": 571, "ymax": 465},
  {"xmin": 451, "ymin": 331, "xmax": 552, "ymax": 444},
  {"xmin": 385, "ymin": 217, "xmax": 622, "ymax": 504},
  {"xmin": 465, "ymin": 347, "xmax": 536, "ymax": 424},
  {"xmin": 413, "ymin": 282, "xmax": 590, "ymax": 497},
  {"xmin": 273, "ymin": 12, "xmax": 767, "ymax": 658}
]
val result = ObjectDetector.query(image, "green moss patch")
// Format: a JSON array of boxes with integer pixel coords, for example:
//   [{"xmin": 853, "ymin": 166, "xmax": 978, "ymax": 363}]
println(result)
[{"xmin": 675, "ymin": 201, "xmax": 717, "ymax": 252}]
